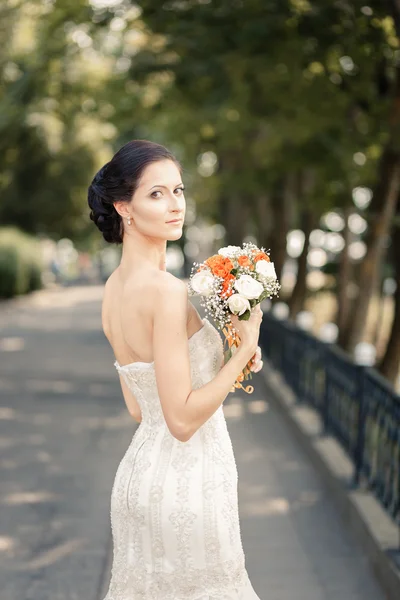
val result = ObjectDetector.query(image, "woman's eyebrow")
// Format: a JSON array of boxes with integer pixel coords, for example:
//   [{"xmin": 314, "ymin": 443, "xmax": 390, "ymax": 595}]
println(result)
[{"xmin": 148, "ymin": 183, "xmax": 183, "ymax": 191}]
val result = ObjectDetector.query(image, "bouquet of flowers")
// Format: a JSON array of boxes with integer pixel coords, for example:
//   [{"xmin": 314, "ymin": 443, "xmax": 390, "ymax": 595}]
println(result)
[{"xmin": 188, "ymin": 242, "xmax": 281, "ymax": 394}]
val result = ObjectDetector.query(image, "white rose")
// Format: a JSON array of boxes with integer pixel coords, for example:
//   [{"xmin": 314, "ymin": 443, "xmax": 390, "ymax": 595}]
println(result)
[
  {"xmin": 255, "ymin": 260, "xmax": 277, "ymax": 279},
  {"xmin": 218, "ymin": 245, "xmax": 242, "ymax": 258},
  {"xmin": 191, "ymin": 270, "xmax": 215, "ymax": 296},
  {"xmin": 227, "ymin": 293, "xmax": 251, "ymax": 316},
  {"xmin": 233, "ymin": 274, "xmax": 264, "ymax": 300}
]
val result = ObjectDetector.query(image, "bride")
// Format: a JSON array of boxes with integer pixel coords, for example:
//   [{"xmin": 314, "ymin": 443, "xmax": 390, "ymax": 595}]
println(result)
[{"xmin": 88, "ymin": 139, "xmax": 263, "ymax": 599}]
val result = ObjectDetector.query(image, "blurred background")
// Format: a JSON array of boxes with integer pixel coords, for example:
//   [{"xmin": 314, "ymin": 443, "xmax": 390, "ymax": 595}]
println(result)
[
  {"xmin": 1, "ymin": 3, "xmax": 400, "ymax": 599},
  {"xmin": 2, "ymin": 0, "xmax": 400, "ymax": 388}
]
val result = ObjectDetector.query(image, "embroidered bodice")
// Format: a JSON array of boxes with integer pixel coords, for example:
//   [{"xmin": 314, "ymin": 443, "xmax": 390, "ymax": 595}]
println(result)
[{"xmin": 113, "ymin": 318, "xmax": 224, "ymax": 429}]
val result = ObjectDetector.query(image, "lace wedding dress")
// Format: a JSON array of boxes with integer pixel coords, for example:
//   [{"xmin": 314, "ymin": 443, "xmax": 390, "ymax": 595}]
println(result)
[{"xmin": 105, "ymin": 317, "xmax": 261, "ymax": 600}]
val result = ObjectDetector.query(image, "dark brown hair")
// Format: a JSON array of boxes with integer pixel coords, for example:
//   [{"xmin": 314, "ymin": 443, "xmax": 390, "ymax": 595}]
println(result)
[{"xmin": 88, "ymin": 139, "xmax": 180, "ymax": 244}]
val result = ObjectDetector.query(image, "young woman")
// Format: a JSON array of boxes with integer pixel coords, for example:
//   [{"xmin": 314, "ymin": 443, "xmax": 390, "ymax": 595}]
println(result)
[{"xmin": 88, "ymin": 139, "xmax": 262, "ymax": 599}]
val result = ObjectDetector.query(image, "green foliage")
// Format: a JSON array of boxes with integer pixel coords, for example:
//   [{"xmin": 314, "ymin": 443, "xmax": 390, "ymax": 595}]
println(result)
[
  {"xmin": 0, "ymin": 226, "xmax": 44, "ymax": 298},
  {"xmin": 0, "ymin": 0, "xmax": 130, "ymax": 242},
  {"xmin": 124, "ymin": 0, "xmax": 400, "ymax": 231},
  {"xmin": 1, "ymin": 0, "xmax": 400, "ymax": 251},
  {"xmin": 0, "ymin": 245, "xmax": 23, "ymax": 298}
]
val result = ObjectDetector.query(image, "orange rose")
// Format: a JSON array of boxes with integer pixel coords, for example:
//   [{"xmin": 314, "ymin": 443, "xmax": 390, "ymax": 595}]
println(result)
[
  {"xmin": 205, "ymin": 255, "xmax": 224, "ymax": 272},
  {"xmin": 221, "ymin": 281, "xmax": 234, "ymax": 297},
  {"xmin": 220, "ymin": 273, "xmax": 235, "ymax": 297},
  {"xmin": 237, "ymin": 255, "xmax": 254, "ymax": 270},
  {"xmin": 223, "ymin": 257, "xmax": 234, "ymax": 271},
  {"xmin": 214, "ymin": 264, "xmax": 228, "ymax": 278},
  {"xmin": 253, "ymin": 252, "xmax": 270, "ymax": 263},
  {"xmin": 207, "ymin": 256, "xmax": 233, "ymax": 277}
]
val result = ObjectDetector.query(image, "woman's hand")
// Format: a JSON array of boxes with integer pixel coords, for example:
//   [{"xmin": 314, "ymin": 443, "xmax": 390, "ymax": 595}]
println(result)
[
  {"xmin": 249, "ymin": 345, "xmax": 263, "ymax": 373},
  {"xmin": 230, "ymin": 304, "xmax": 263, "ymax": 355}
]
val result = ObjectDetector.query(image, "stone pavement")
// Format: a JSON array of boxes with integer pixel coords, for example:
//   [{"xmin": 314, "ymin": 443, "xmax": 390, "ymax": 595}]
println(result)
[{"xmin": 0, "ymin": 285, "xmax": 387, "ymax": 600}]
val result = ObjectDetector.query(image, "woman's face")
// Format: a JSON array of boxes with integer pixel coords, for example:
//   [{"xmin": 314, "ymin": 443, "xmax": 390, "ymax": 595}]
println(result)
[{"xmin": 127, "ymin": 159, "xmax": 185, "ymax": 241}]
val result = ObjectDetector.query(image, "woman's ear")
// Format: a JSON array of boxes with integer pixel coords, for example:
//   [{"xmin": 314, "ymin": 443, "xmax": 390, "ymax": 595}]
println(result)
[{"xmin": 113, "ymin": 200, "xmax": 129, "ymax": 220}]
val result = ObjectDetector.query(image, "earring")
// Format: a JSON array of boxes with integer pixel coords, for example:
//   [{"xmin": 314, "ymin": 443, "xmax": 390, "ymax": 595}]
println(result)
[{"xmin": 127, "ymin": 216, "xmax": 131, "ymax": 225}]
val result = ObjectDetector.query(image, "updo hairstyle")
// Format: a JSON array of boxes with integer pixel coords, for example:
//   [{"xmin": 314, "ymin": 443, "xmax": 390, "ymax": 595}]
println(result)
[{"xmin": 88, "ymin": 139, "xmax": 179, "ymax": 244}]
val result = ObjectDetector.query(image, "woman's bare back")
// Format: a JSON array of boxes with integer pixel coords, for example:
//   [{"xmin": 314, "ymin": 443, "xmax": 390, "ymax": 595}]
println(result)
[{"xmin": 101, "ymin": 267, "xmax": 203, "ymax": 367}]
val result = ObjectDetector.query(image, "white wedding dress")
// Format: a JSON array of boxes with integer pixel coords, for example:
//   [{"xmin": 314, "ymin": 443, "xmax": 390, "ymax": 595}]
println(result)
[{"xmin": 104, "ymin": 317, "xmax": 261, "ymax": 600}]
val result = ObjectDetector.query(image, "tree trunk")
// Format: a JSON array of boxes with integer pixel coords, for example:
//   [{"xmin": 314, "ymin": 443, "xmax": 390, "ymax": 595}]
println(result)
[
  {"xmin": 342, "ymin": 147, "xmax": 400, "ymax": 353},
  {"xmin": 267, "ymin": 174, "xmax": 295, "ymax": 282},
  {"xmin": 254, "ymin": 193, "xmax": 271, "ymax": 249},
  {"xmin": 336, "ymin": 205, "xmax": 354, "ymax": 344},
  {"xmin": 378, "ymin": 221, "xmax": 400, "ymax": 382},
  {"xmin": 219, "ymin": 193, "xmax": 249, "ymax": 246},
  {"xmin": 288, "ymin": 207, "xmax": 314, "ymax": 320},
  {"xmin": 342, "ymin": 61, "xmax": 400, "ymax": 352},
  {"xmin": 371, "ymin": 277, "xmax": 386, "ymax": 350}
]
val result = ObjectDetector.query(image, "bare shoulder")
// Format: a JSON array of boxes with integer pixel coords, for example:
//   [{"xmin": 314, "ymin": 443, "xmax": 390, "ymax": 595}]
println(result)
[
  {"xmin": 122, "ymin": 270, "xmax": 188, "ymax": 315},
  {"xmin": 120, "ymin": 269, "xmax": 184, "ymax": 294},
  {"xmin": 155, "ymin": 271, "xmax": 187, "ymax": 294},
  {"xmin": 151, "ymin": 272, "xmax": 188, "ymax": 316}
]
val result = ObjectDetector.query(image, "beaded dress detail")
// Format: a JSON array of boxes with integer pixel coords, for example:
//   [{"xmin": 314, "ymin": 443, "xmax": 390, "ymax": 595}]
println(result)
[{"xmin": 104, "ymin": 317, "xmax": 261, "ymax": 600}]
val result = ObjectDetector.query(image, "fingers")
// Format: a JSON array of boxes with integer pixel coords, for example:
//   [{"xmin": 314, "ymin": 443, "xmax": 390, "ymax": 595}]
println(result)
[
  {"xmin": 249, "ymin": 345, "xmax": 263, "ymax": 372},
  {"xmin": 253, "ymin": 360, "xmax": 263, "ymax": 373},
  {"xmin": 253, "ymin": 304, "xmax": 262, "ymax": 318},
  {"xmin": 230, "ymin": 315, "xmax": 239, "ymax": 327},
  {"xmin": 250, "ymin": 358, "xmax": 263, "ymax": 373}
]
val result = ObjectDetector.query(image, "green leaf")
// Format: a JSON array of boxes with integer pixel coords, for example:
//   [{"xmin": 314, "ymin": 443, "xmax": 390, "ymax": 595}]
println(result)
[
  {"xmin": 259, "ymin": 290, "xmax": 270, "ymax": 302},
  {"xmin": 224, "ymin": 348, "xmax": 232, "ymax": 364},
  {"xmin": 239, "ymin": 309, "xmax": 251, "ymax": 321}
]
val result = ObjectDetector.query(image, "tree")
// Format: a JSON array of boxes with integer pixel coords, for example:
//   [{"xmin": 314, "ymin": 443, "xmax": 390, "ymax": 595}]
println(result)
[{"xmin": 0, "ymin": 0, "xmax": 135, "ymax": 244}]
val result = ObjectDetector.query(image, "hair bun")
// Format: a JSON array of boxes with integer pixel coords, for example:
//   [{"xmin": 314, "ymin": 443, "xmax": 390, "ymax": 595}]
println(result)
[
  {"xmin": 97, "ymin": 214, "xmax": 114, "ymax": 232},
  {"xmin": 88, "ymin": 161, "xmax": 122, "ymax": 244},
  {"xmin": 90, "ymin": 164, "xmax": 109, "ymax": 203}
]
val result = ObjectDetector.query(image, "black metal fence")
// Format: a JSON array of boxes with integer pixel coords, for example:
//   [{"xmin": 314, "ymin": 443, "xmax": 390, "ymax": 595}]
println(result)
[{"xmin": 259, "ymin": 312, "xmax": 400, "ymax": 527}]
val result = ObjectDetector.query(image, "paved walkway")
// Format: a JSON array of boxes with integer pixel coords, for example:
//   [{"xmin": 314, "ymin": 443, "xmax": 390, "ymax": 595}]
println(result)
[
  {"xmin": 228, "ymin": 383, "xmax": 386, "ymax": 600},
  {"xmin": 0, "ymin": 285, "xmax": 387, "ymax": 600},
  {"xmin": 0, "ymin": 286, "xmax": 134, "ymax": 600}
]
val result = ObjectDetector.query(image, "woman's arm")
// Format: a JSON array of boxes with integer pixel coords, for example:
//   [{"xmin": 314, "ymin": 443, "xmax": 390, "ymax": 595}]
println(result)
[{"xmin": 151, "ymin": 273, "xmax": 256, "ymax": 442}]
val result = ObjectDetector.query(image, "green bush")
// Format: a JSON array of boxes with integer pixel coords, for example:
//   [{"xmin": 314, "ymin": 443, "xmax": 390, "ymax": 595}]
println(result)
[{"xmin": 0, "ymin": 227, "xmax": 44, "ymax": 298}]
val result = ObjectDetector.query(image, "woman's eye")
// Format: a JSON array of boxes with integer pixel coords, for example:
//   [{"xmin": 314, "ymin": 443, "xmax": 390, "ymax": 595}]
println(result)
[{"xmin": 151, "ymin": 187, "xmax": 184, "ymax": 198}]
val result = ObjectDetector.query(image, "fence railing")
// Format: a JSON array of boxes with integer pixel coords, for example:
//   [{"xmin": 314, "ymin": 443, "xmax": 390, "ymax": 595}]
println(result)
[{"xmin": 259, "ymin": 312, "xmax": 400, "ymax": 528}]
